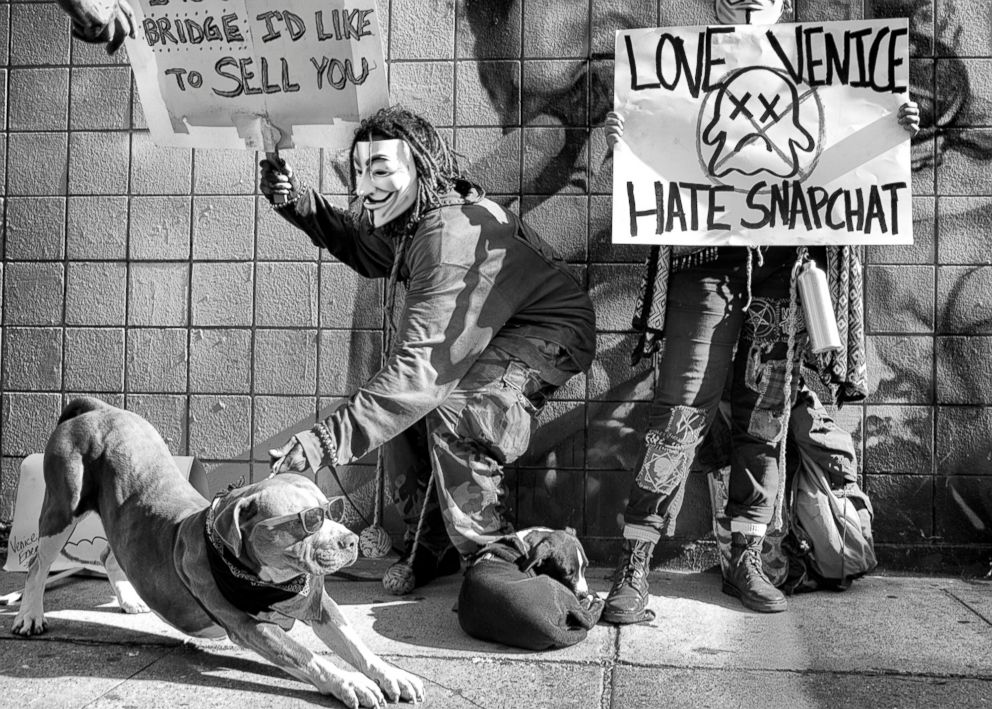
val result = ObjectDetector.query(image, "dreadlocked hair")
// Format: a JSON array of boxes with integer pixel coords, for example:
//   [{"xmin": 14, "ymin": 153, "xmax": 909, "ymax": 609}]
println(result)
[{"xmin": 349, "ymin": 105, "xmax": 466, "ymax": 241}]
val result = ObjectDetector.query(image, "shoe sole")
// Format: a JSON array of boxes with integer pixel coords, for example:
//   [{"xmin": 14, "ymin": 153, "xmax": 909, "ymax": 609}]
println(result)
[
  {"xmin": 721, "ymin": 580, "xmax": 787, "ymax": 613},
  {"xmin": 601, "ymin": 606, "xmax": 656, "ymax": 625}
]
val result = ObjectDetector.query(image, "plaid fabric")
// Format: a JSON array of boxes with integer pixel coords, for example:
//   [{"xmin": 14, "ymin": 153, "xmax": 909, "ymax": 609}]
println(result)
[{"xmin": 630, "ymin": 245, "xmax": 868, "ymax": 404}]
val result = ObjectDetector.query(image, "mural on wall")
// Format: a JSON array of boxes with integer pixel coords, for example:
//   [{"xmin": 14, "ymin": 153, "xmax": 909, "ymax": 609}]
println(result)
[{"xmin": 5, "ymin": 0, "xmax": 989, "ymax": 558}]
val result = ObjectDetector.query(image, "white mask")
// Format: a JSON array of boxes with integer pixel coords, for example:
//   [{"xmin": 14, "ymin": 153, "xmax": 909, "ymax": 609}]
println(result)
[
  {"xmin": 352, "ymin": 139, "xmax": 419, "ymax": 227},
  {"xmin": 713, "ymin": 0, "xmax": 786, "ymax": 24}
]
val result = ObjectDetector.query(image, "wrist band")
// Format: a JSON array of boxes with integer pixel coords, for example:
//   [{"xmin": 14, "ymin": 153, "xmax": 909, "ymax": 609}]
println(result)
[
  {"xmin": 273, "ymin": 182, "xmax": 307, "ymax": 209},
  {"xmin": 312, "ymin": 421, "xmax": 337, "ymax": 466}
]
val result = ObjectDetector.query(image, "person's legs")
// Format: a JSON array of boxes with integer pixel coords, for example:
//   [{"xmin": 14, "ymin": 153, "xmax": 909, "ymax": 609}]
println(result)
[
  {"xmin": 605, "ymin": 256, "xmax": 747, "ymax": 623},
  {"xmin": 380, "ymin": 422, "xmax": 461, "ymax": 590},
  {"xmin": 723, "ymin": 248, "xmax": 801, "ymax": 612},
  {"xmin": 424, "ymin": 345, "xmax": 555, "ymax": 556}
]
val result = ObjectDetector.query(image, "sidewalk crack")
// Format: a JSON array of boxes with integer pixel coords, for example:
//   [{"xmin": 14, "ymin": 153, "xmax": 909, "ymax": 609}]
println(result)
[{"xmin": 943, "ymin": 587, "xmax": 992, "ymax": 628}]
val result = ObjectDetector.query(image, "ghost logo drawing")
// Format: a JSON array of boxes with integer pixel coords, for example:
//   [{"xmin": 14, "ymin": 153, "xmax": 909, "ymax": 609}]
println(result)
[{"xmin": 698, "ymin": 67, "xmax": 824, "ymax": 190}]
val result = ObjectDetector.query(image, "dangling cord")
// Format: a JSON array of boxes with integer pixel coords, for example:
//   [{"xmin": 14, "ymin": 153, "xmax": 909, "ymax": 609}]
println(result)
[
  {"xmin": 364, "ymin": 232, "xmax": 413, "ymax": 556},
  {"xmin": 771, "ymin": 246, "xmax": 808, "ymax": 532},
  {"xmin": 743, "ymin": 246, "xmax": 765, "ymax": 311},
  {"xmin": 408, "ymin": 473, "xmax": 436, "ymax": 565}
]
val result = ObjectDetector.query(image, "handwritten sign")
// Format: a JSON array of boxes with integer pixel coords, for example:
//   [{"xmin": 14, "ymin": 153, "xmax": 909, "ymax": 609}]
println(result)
[
  {"xmin": 4, "ymin": 455, "xmax": 206, "ymax": 574},
  {"xmin": 126, "ymin": 0, "xmax": 389, "ymax": 150},
  {"xmin": 612, "ymin": 19, "xmax": 912, "ymax": 246}
]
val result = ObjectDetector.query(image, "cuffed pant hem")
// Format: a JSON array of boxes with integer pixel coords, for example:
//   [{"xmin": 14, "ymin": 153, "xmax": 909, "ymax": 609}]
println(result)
[{"xmin": 623, "ymin": 524, "xmax": 662, "ymax": 544}]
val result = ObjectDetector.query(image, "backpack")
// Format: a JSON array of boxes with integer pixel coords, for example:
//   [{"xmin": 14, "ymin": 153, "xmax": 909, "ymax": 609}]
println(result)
[{"xmin": 785, "ymin": 446, "xmax": 877, "ymax": 593}]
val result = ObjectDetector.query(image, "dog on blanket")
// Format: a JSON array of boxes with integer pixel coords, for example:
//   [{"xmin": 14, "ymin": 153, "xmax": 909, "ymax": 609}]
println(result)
[
  {"xmin": 11, "ymin": 397, "xmax": 423, "ymax": 708},
  {"xmin": 458, "ymin": 527, "xmax": 604, "ymax": 650}
]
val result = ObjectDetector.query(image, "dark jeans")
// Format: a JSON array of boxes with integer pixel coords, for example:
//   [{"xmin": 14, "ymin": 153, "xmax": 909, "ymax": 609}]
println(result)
[{"xmin": 623, "ymin": 247, "xmax": 854, "ymax": 539}]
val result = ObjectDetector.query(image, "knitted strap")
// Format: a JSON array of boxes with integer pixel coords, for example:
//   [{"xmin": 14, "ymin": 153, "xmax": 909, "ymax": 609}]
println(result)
[{"xmin": 771, "ymin": 247, "xmax": 807, "ymax": 532}]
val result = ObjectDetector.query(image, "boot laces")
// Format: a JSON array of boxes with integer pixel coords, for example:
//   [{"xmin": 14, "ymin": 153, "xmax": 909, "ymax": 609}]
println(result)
[
  {"xmin": 741, "ymin": 544, "xmax": 766, "ymax": 578},
  {"xmin": 616, "ymin": 545, "xmax": 648, "ymax": 585}
]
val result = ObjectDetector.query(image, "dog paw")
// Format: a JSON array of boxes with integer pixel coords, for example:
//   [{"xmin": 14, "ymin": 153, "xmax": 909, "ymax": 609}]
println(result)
[
  {"xmin": 112, "ymin": 582, "xmax": 150, "ymax": 614},
  {"xmin": 11, "ymin": 610, "xmax": 47, "ymax": 636},
  {"xmin": 368, "ymin": 662, "xmax": 425, "ymax": 704},
  {"xmin": 326, "ymin": 670, "xmax": 387, "ymax": 709}
]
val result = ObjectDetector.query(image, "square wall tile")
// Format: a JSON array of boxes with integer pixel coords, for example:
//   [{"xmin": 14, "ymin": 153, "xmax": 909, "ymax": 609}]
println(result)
[
  {"xmin": 456, "ymin": 61, "xmax": 520, "ymax": 126},
  {"xmin": 936, "ymin": 406, "xmax": 992, "ymax": 477},
  {"xmin": 7, "ymin": 132, "xmax": 67, "ymax": 196},
  {"xmin": 129, "ymin": 196, "xmax": 191, "ymax": 260},
  {"xmin": 65, "ymin": 262, "xmax": 126, "ymax": 326},
  {"xmin": 252, "ymin": 396, "xmax": 316, "ymax": 460},
  {"xmin": 255, "ymin": 261, "xmax": 318, "ymax": 327},
  {"xmin": 389, "ymin": 61, "xmax": 454, "ymax": 126},
  {"xmin": 68, "ymin": 131, "xmax": 130, "ymax": 195},
  {"xmin": 254, "ymin": 328, "xmax": 319, "ymax": 395},
  {"xmin": 126, "ymin": 328, "xmax": 188, "ymax": 393},
  {"xmin": 457, "ymin": 126, "xmax": 521, "ymax": 194},
  {"xmin": 193, "ymin": 149, "xmax": 256, "ymax": 195},
  {"xmin": 457, "ymin": 0, "xmax": 520, "ymax": 59},
  {"xmin": 319, "ymin": 329, "xmax": 381, "ymax": 396},
  {"xmin": 520, "ymin": 195, "xmax": 588, "ymax": 261},
  {"xmin": 189, "ymin": 395, "xmax": 251, "ymax": 460},
  {"xmin": 391, "ymin": 0, "xmax": 454, "ymax": 59},
  {"xmin": 191, "ymin": 262, "xmax": 254, "ymax": 327},
  {"xmin": 3, "ymin": 262, "xmax": 64, "ymax": 325},
  {"xmin": 64, "ymin": 327, "xmax": 125, "ymax": 392},
  {"xmin": 936, "ymin": 336, "xmax": 992, "ymax": 404},
  {"xmin": 256, "ymin": 196, "xmax": 322, "ymax": 260},
  {"xmin": 70, "ymin": 66, "xmax": 131, "ymax": 130},
  {"xmin": 8, "ymin": 67, "xmax": 68, "ymax": 131},
  {"xmin": 864, "ymin": 405, "xmax": 933, "ymax": 475},
  {"xmin": 10, "ymin": 3, "xmax": 70, "ymax": 66},
  {"xmin": 192, "ymin": 196, "xmax": 255, "ymax": 260},
  {"xmin": 2, "ymin": 327, "xmax": 62, "ymax": 391},
  {"xmin": 523, "ymin": 0, "xmax": 589, "ymax": 58},
  {"xmin": 866, "ymin": 335, "xmax": 934, "ymax": 404},
  {"xmin": 865, "ymin": 265, "xmax": 935, "ymax": 334},
  {"xmin": 1, "ymin": 392, "xmax": 62, "ymax": 457},
  {"xmin": 128, "ymin": 262, "xmax": 189, "ymax": 327},
  {"xmin": 189, "ymin": 328, "xmax": 251, "ymax": 393},
  {"xmin": 67, "ymin": 196, "xmax": 128, "ymax": 260},
  {"xmin": 130, "ymin": 132, "xmax": 192, "ymax": 195},
  {"xmin": 5, "ymin": 197, "xmax": 66, "ymax": 260},
  {"xmin": 937, "ymin": 266, "xmax": 992, "ymax": 334},
  {"xmin": 319, "ymin": 262, "xmax": 382, "ymax": 329}
]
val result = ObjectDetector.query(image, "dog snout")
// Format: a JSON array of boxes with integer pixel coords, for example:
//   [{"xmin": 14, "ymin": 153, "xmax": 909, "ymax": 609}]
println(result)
[{"xmin": 337, "ymin": 533, "xmax": 358, "ymax": 552}]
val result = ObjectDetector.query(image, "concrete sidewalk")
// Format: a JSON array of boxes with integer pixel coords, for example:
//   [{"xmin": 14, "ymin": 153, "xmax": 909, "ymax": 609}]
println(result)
[{"xmin": 0, "ymin": 560, "xmax": 989, "ymax": 709}]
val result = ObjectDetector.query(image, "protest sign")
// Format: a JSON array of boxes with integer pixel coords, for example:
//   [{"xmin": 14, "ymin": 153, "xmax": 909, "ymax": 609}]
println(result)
[
  {"xmin": 612, "ymin": 19, "xmax": 912, "ymax": 246},
  {"xmin": 126, "ymin": 0, "xmax": 388, "ymax": 150},
  {"xmin": 4, "ymin": 455, "xmax": 207, "ymax": 574}
]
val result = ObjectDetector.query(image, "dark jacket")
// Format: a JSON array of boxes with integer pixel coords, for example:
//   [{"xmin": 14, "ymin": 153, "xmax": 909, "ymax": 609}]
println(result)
[{"xmin": 277, "ymin": 186, "xmax": 596, "ymax": 465}]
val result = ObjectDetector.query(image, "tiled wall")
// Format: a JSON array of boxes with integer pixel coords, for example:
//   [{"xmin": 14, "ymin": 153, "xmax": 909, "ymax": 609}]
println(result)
[{"xmin": 0, "ymin": 0, "xmax": 989, "ymax": 570}]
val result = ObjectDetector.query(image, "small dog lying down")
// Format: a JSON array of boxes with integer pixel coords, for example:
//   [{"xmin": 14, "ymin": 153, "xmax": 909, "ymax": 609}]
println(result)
[
  {"xmin": 458, "ymin": 527, "xmax": 604, "ymax": 650},
  {"xmin": 11, "ymin": 397, "xmax": 423, "ymax": 708}
]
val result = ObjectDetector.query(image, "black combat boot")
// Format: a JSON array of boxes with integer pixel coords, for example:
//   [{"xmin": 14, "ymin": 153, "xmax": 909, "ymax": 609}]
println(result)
[
  {"xmin": 722, "ymin": 532, "xmax": 787, "ymax": 613},
  {"xmin": 602, "ymin": 538, "xmax": 656, "ymax": 624}
]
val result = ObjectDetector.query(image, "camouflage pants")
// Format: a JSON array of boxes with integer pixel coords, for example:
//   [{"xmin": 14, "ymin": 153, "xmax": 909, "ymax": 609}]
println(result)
[
  {"xmin": 382, "ymin": 345, "xmax": 558, "ymax": 557},
  {"xmin": 625, "ymin": 247, "xmax": 853, "ymax": 538}
]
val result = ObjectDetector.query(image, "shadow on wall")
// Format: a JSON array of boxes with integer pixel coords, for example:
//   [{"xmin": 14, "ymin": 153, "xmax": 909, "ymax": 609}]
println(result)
[{"xmin": 211, "ymin": 0, "xmax": 992, "ymax": 553}]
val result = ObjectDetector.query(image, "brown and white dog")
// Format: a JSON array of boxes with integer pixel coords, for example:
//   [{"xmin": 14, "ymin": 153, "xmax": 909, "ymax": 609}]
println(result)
[
  {"xmin": 457, "ymin": 527, "xmax": 603, "ymax": 651},
  {"xmin": 57, "ymin": 0, "xmax": 135, "ymax": 54},
  {"xmin": 12, "ymin": 397, "xmax": 423, "ymax": 708}
]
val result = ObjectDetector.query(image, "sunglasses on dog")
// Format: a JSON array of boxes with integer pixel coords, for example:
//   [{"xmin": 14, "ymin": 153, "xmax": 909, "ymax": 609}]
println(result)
[{"xmin": 256, "ymin": 497, "xmax": 346, "ymax": 537}]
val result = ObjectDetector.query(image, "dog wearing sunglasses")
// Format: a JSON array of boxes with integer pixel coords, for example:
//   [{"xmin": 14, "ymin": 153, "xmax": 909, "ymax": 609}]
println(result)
[{"xmin": 12, "ymin": 397, "xmax": 424, "ymax": 708}]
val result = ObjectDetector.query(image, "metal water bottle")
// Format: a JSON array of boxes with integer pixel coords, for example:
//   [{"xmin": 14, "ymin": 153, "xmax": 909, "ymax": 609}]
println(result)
[{"xmin": 797, "ymin": 259, "xmax": 841, "ymax": 354}]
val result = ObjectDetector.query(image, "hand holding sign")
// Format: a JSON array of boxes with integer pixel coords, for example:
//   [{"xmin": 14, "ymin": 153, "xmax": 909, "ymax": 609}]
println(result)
[
  {"xmin": 59, "ymin": 0, "xmax": 136, "ymax": 54},
  {"xmin": 612, "ymin": 19, "xmax": 914, "ymax": 247}
]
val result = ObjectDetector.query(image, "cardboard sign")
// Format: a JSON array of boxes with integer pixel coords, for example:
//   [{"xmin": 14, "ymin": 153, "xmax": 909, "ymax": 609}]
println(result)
[
  {"xmin": 4, "ymin": 455, "xmax": 206, "ymax": 574},
  {"xmin": 612, "ymin": 19, "xmax": 912, "ymax": 246},
  {"xmin": 126, "ymin": 0, "xmax": 389, "ymax": 150}
]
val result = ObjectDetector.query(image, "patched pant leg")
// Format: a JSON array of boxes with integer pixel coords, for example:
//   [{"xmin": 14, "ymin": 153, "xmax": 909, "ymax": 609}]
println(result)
[
  {"xmin": 726, "ymin": 294, "xmax": 805, "ymax": 525},
  {"xmin": 424, "ymin": 349, "xmax": 545, "ymax": 556},
  {"xmin": 381, "ymin": 422, "xmax": 452, "ymax": 557}
]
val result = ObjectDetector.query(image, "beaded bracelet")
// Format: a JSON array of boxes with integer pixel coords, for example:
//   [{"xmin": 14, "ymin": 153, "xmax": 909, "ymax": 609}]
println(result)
[
  {"xmin": 272, "ymin": 182, "xmax": 308, "ymax": 210},
  {"xmin": 311, "ymin": 421, "xmax": 337, "ymax": 467}
]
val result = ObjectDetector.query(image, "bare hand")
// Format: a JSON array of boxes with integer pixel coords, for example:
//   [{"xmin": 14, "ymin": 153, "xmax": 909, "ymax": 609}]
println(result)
[
  {"xmin": 259, "ymin": 157, "xmax": 300, "ymax": 203},
  {"xmin": 898, "ymin": 100, "xmax": 920, "ymax": 137},
  {"xmin": 604, "ymin": 111, "xmax": 625, "ymax": 149},
  {"xmin": 268, "ymin": 439, "xmax": 309, "ymax": 475},
  {"xmin": 67, "ymin": 0, "xmax": 136, "ymax": 55}
]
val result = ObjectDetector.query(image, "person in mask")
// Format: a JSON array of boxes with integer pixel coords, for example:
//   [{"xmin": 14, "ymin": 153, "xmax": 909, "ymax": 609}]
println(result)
[
  {"xmin": 601, "ymin": 0, "xmax": 921, "ymax": 621},
  {"xmin": 260, "ymin": 106, "xmax": 596, "ymax": 595}
]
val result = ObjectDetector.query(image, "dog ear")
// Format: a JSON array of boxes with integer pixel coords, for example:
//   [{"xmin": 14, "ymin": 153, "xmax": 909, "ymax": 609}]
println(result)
[
  {"xmin": 212, "ymin": 495, "xmax": 257, "ymax": 559},
  {"xmin": 519, "ymin": 535, "xmax": 558, "ymax": 575}
]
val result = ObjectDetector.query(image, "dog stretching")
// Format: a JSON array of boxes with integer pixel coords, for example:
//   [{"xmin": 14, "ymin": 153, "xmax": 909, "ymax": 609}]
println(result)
[{"xmin": 11, "ymin": 397, "xmax": 423, "ymax": 708}]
